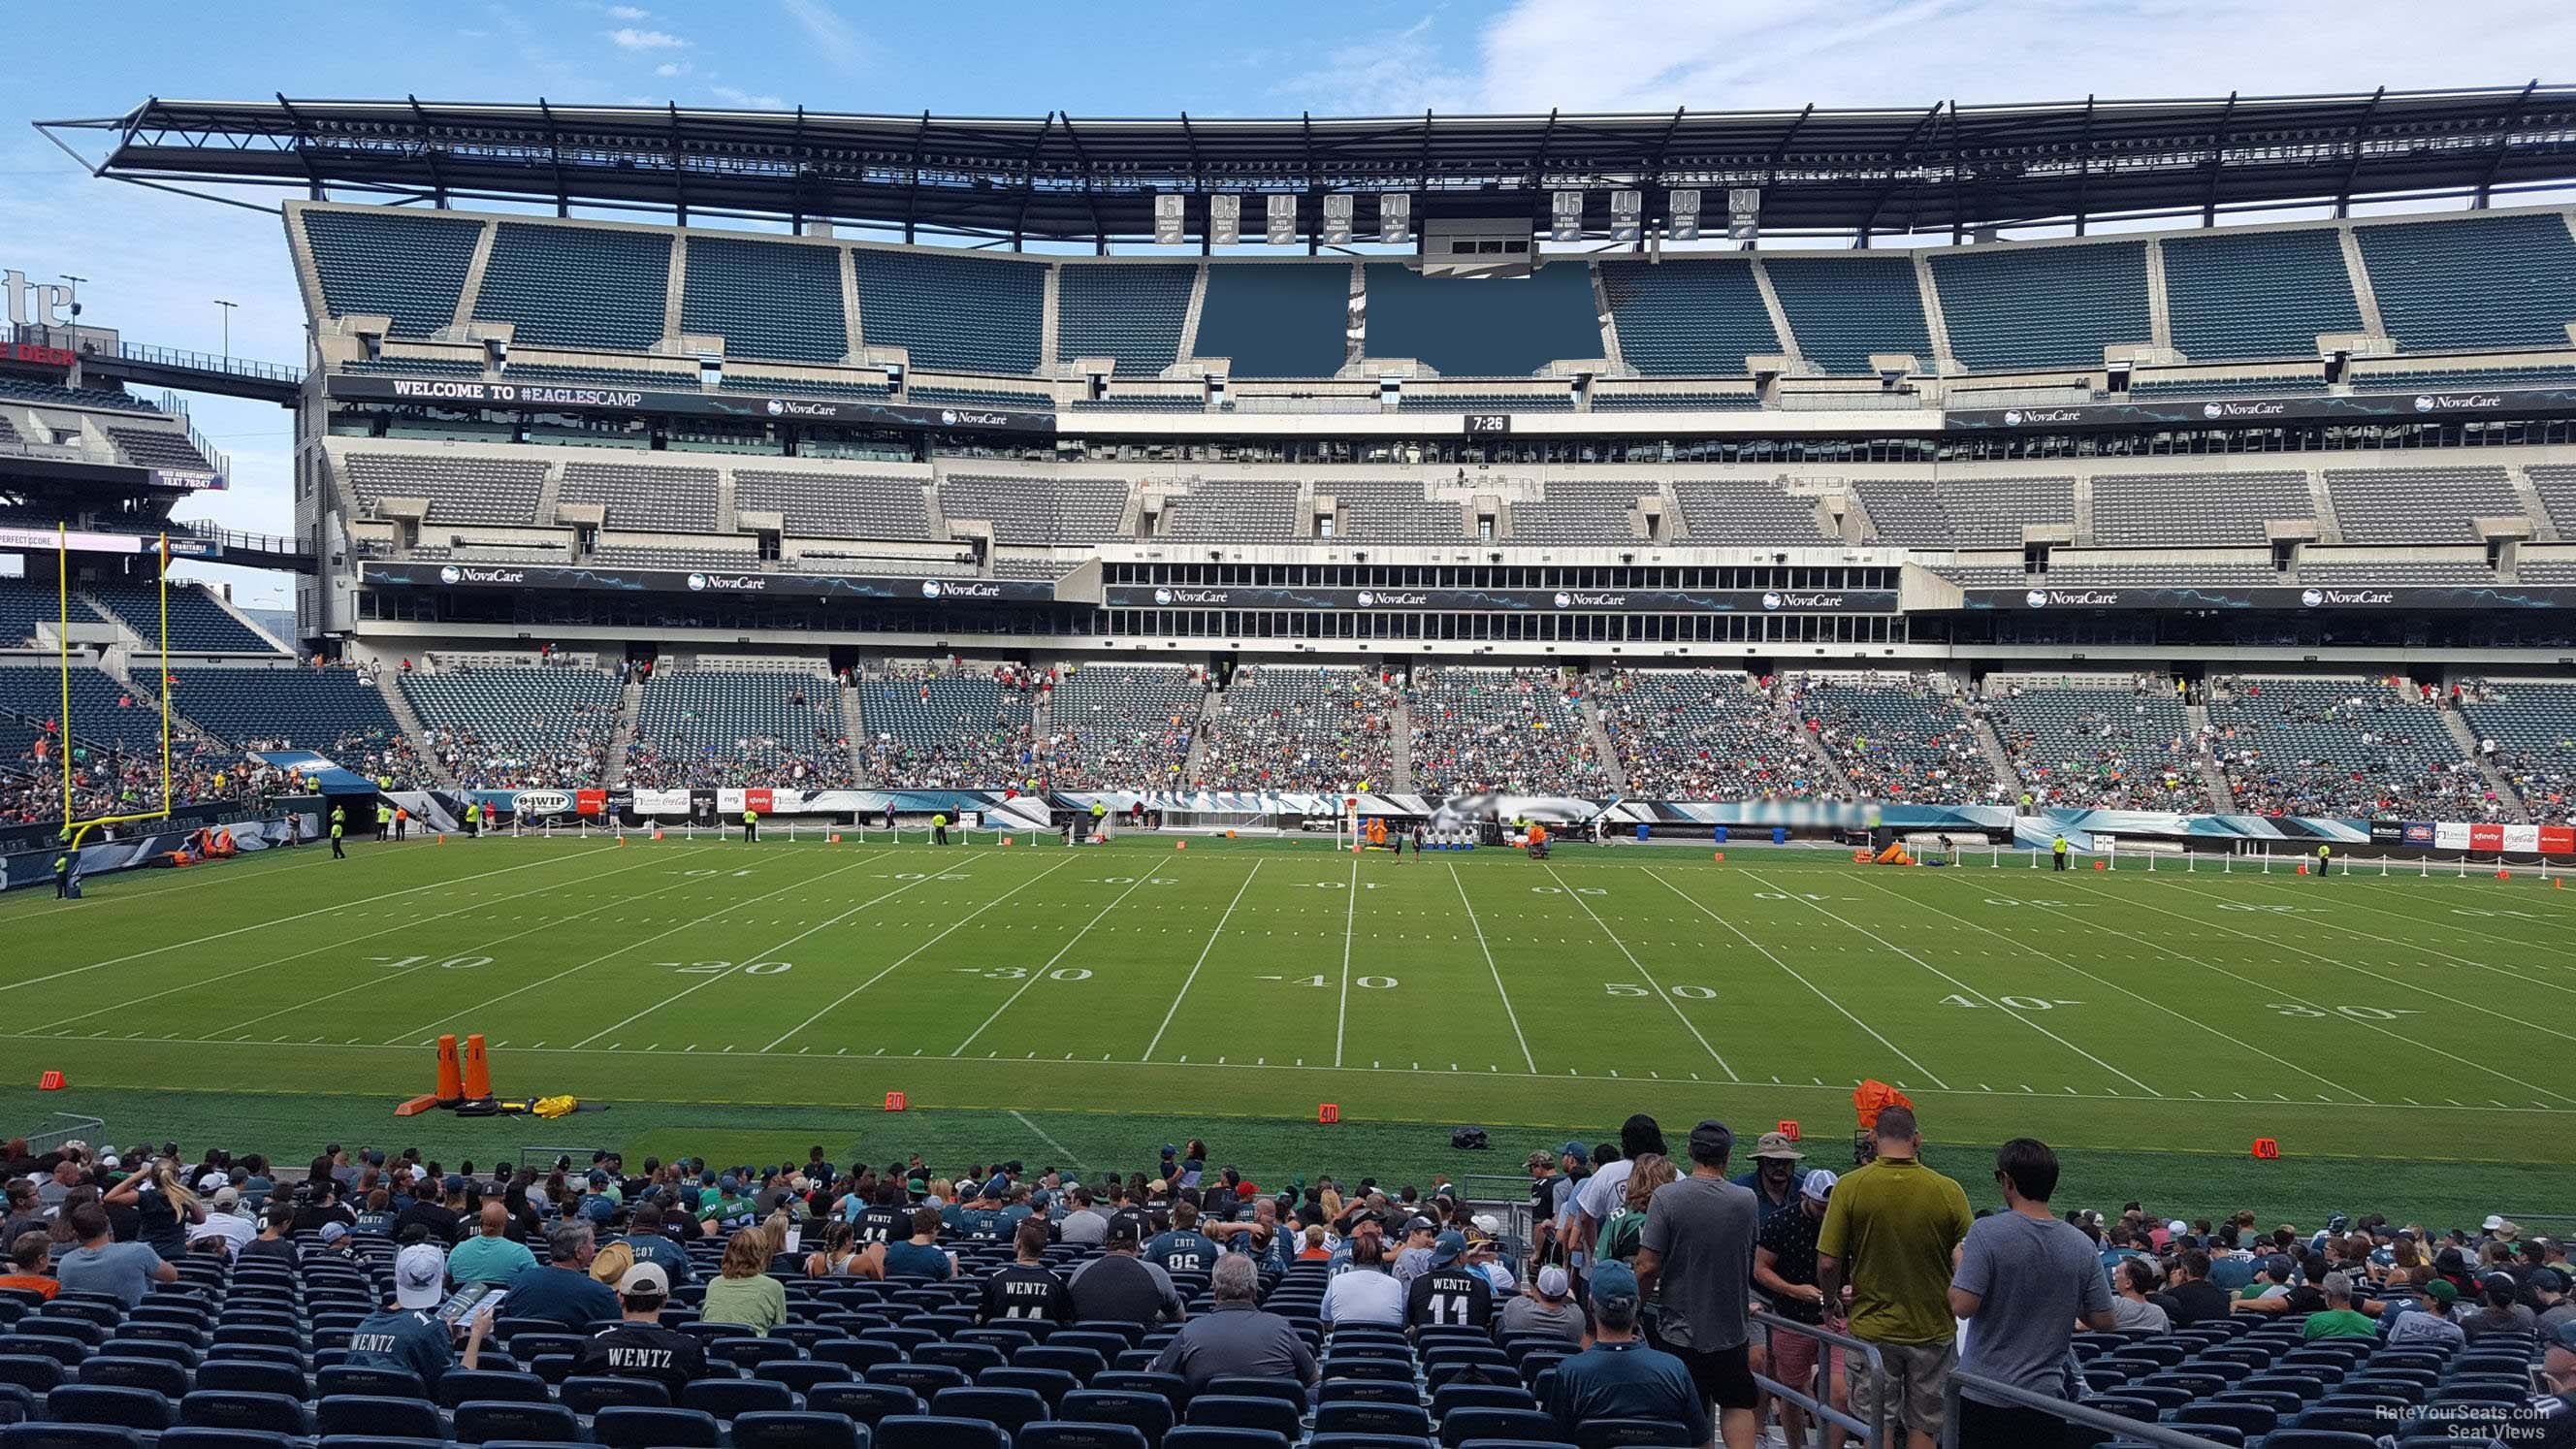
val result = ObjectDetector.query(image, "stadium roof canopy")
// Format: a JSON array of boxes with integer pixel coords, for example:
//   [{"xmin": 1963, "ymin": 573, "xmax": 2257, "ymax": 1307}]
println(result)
[{"xmin": 36, "ymin": 84, "xmax": 2576, "ymax": 246}]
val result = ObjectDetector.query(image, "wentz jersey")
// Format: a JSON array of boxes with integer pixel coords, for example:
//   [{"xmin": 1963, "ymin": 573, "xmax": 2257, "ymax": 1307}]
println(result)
[
  {"xmin": 1406, "ymin": 1264, "xmax": 1495, "ymax": 1330},
  {"xmin": 979, "ymin": 1262, "xmax": 1072, "ymax": 1324}
]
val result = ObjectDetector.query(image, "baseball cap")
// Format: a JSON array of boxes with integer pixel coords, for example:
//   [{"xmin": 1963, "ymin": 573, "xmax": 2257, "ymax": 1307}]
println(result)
[
  {"xmin": 1800, "ymin": 1169, "xmax": 1838, "ymax": 1202},
  {"xmin": 319, "ymin": 1222, "xmax": 348, "ymax": 1244},
  {"xmin": 211, "ymin": 1186, "xmax": 240, "ymax": 1208},
  {"xmin": 617, "ymin": 1262, "xmax": 671, "ymax": 1299},
  {"xmin": 442, "ymin": 1174, "xmax": 467, "ymax": 1194},
  {"xmin": 1560, "ymin": 1142, "xmax": 1589, "ymax": 1163},
  {"xmin": 2483, "ymin": 1214, "xmax": 2507, "ymax": 1232},
  {"xmin": 719, "ymin": 1175, "xmax": 741, "ymax": 1194},
  {"xmin": 2167, "ymin": 1219, "xmax": 2188, "ymax": 1235},
  {"xmin": 1753, "ymin": 1131, "xmax": 1806, "ymax": 1162},
  {"xmin": 1536, "ymin": 1266, "xmax": 1570, "ymax": 1299},
  {"xmin": 2482, "ymin": 1272, "xmax": 2519, "ymax": 1296},
  {"xmin": 2264, "ymin": 1255, "xmax": 2295, "ymax": 1280},
  {"xmin": 2554, "ymin": 1317, "xmax": 2576, "ymax": 1354},
  {"xmin": 1432, "ymin": 1231, "xmax": 1465, "ymax": 1267},
  {"xmin": 1591, "ymin": 1260, "xmax": 1640, "ymax": 1306},
  {"xmin": 2422, "ymin": 1278, "xmax": 2459, "ymax": 1305},
  {"xmin": 1405, "ymin": 1215, "xmax": 1437, "ymax": 1236},
  {"xmin": 2530, "ymin": 1268, "xmax": 2567, "ymax": 1293},
  {"xmin": 1107, "ymin": 1219, "xmax": 1142, "ymax": 1246},
  {"xmin": 2327, "ymin": 1213, "xmax": 2348, "ymax": 1233},
  {"xmin": 1688, "ymin": 1119, "xmax": 1736, "ymax": 1166},
  {"xmin": 196, "ymin": 1171, "xmax": 228, "ymax": 1194},
  {"xmin": 394, "ymin": 1242, "xmax": 447, "ymax": 1309}
]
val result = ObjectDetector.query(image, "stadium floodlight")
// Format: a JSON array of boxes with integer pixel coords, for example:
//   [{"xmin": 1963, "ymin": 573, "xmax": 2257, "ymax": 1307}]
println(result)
[
  {"xmin": 213, "ymin": 298, "xmax": 238, "ymax": 360},
  {"xmin": 1550, "ymin": 190, "xmax": 1584, "ymax": 242},
  {"xmin": 1667, "ymin": 189, "xmax": 1702, "ymax": 242},
  {"xmin": 1322, "ymin": 194, "xmax": 1354, "ymax": 245},
  {"xmin": 1153, "ymin": 194, "xmax": 1186, "ymax": 246},
  {"xmin": 1610, "ymin": 189, "xmax": 1642, "ymax": 244},
  {"xmin": 1266, "ymin": 193, "xmax": 1299, "ymax": 246},
  {"xmin": 1210, "ymin": 193, "xmax": 1240, "ymax": 246},
  {"xmin": 1379, "ymin": 193, "xmax": 1411, "ymax": 245}
]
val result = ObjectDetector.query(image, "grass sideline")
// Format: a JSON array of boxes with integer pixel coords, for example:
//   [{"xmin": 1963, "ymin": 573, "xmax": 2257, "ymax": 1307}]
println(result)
[{"xmin": 4, "ymin": 830, "xmax": 2572, "ymax": 1226}]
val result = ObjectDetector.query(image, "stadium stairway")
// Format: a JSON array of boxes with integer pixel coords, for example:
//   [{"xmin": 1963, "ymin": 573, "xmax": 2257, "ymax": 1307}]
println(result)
[
  {"xmin": 839, "ymin": 684, "xmax": 867, "ymax": 784},
  {"xmin": 2184, "ymin": 700, "xmax": 2233, "ymax": 812},
  {"xmin": 2441, "ymin": 701, "xmax": 2533, "ymax": 821},
  {"xmin": 603, "ymin": 674, "xmax": 645, "ymax": 789},
  {"xmin": 1182, "ymin": 689, "xmax": 1218, "ymax": 781},
  {"xmin": 1779, "ymin": 688, "xmax": 1859, "ymax": 799},
  {"xmin": 1579, "ymin": 692, "xmax": 1628, "ymax": 794},
  {"xmin": 373, "ymin": 672, "xmax": 458, "ymax": 789},
  {"xmin": 1970, "ymin": 709, "xmax": 2026, "ymax": 802},
  {"xmin": 1389, "ymin": 690, "xmax": 1414, "ymax": 791}
]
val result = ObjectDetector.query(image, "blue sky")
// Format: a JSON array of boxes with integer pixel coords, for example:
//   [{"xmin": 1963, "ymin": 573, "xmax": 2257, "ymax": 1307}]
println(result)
[{"xmin": 6, "ymin": 0, "xmax": 2565, "ymax": 607}]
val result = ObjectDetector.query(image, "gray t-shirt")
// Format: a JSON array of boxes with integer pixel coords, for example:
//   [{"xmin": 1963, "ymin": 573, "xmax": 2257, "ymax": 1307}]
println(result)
[
  {"xmin": 1952, "ymin": 1211, "xmax": 2110, "ymax": 1403},
  {"xmin": 56, "ymin": 1240, "xmax": 169, "ymax": 1307},
  {"xmin": 1498, "ymin": 1294, "xmax": 1587, "ymax": 1345},
  {"xmin": 1638, "ymin": 1174, "xmax": 1758, "ymax": 1351},
  {"xmin": 1058, "ymin": 1209, "xmax": 1108, "ymax": 1245}
]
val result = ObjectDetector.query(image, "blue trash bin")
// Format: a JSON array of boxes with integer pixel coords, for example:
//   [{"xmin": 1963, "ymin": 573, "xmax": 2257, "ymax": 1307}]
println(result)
[
  {"xmin": 1635, "ymin": 822, "xmax": 1651, "ymax": 843},
  {"xmin": 1772, "ymin": 825, "xmax": 1788, "ymax": 845}
]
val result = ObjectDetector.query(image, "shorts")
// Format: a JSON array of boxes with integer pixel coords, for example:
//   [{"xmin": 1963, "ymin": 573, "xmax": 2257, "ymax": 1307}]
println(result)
[
  {"xmin": 1674, "ymin": 1342, "xmax": 1760, "ymax": 1413},
  {"xmin": 1953, "ymin": 1396, "xmax": 2083, "ymax": 1449},
  {"xmin": 1766, "ymin": 1323, "xmax": 1844, "ymax": 1401},
  {"xmin": 1851, "ymin": 1337, "xmax": 1955, "ymax": 1438}
]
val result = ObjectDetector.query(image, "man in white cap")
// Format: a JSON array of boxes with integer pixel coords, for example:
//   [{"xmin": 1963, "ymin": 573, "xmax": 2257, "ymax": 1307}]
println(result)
[
  {"xmin": 1757, "ymin": 1169, "xmax": 1845, "ymax": 1449},
  {"xmin": 573, "ymin": 1261, "xmax": 709, "ymax": 1395},
  {"xmin": 345, "ymin": 1241, "xmax": 489, "ymax": 1393},
  {"xmin": 1498, "ymin": 1264, "xmax": 1587, "ymax": 1345},
  {"xmin": 185, "ymin": 1186, "xmax": 256, "ymax": 1259}
]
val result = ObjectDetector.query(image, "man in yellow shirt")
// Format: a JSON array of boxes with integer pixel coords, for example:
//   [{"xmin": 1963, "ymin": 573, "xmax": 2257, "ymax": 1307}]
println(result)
[{"xmin": 1817, "ymin": 1107, "xmax": 1972, "ymax": 1449}]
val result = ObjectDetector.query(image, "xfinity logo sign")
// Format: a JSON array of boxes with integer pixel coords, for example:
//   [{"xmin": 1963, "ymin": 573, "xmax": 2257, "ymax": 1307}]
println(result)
[{"xmin": 2303, "ymin": 587, "xmax": 2395, "ymax": 607}]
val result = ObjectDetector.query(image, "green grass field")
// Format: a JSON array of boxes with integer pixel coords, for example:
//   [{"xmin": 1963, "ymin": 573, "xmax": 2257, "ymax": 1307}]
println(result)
[{"xmin": 4, "ymin": 831, "xmax": 2572, "ymax": 1225}]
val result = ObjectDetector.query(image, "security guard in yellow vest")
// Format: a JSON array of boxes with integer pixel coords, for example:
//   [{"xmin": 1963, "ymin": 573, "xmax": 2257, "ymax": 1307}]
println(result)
[
  {"xmin": 742, "ymin": 808, "xmax": 758, "ymax": 843},
  {"xmin": 2051, "ymin": 834, "xmax": 2071, "ymax": 871}
]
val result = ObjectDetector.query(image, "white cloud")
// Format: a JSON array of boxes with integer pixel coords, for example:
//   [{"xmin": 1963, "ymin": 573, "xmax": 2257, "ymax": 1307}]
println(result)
[
  {"xmin": 780, "ymin": 0, "xmax": 865, "ymax": 74},
  {"xmin": 710, "ymin": 84, "xmax": 789, "ymax": 111},
  {"xmin": 655, "ymin": 61, "xmax": 691, "ymax": 78},
  {"xmin": 605, "ymin": 26, "xmax": 688, "ymax": 50},
  {"xmin": 1272, "ymin": 13, "xmax": 1479, "ymax": 114},
  {"xmin": 604, "ymin": 4, "xmax": 650, "ymax": 17}
]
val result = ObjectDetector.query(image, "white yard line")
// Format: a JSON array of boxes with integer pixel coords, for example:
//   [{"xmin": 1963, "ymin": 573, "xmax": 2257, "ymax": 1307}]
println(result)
[
  {"xmin": 1011, "ymin": 1111, "xmax": 1088, "ymax": 1171},
  {"xmin": 201, "ymin": 847, "xmax": 715, "ymax": 1040},
  {"xmin": 764, "ymin": 857, "xmax": 1077, "ymax": 1052},
  {"xmin": 26, "ymin": 846, "xmax": 643, "ymax": 1033},
  {"xmin": 1333, "ymin": 854, "xmax": 1359, "ymax": 1069},
  {"xmin": 1447, "ymin": 861, "xmax": 1536, "ymax": 1075},
  {"xmin": 2191, "ymin": 880, "xmax": 2576, "ymax": 995},
  {"xmin": 386, "ymin": 852, "xmax": 885, "ymax": 1044},
  {"xmin": 1650, "ymin": 869, "xmax": 1945, "ymax": 1088},
  {"xmin": 571, "ymin": 862, "xmax": 973, "ymax": 1049},
  {"xmin": 2070, "ymin": 880, "xmax": 2576, "ymax": 1107},
  {"xmin": 1544, "ymin": 862, "xmax": 1737, "ymax": 1079},
  {"xmin": 1141, "ymin": 859, "xmax": 1265, "ymax": 1063},
  {"xmin": 2153, "ymin": 879, "xmax": 2576, "ymax": 1040},
  {"xmin": 1853, "ymin": 875, "xmax": 2374, "ymax": 1103},
  {"xmin": 16, "ymin": 1027, "xmax": 2563, "ymax": 1115},
  {"xmin": 952, "ymin": 870, "xmax": 1162, "ymax": 1056},
  {"xmin": 1742, "ymin": 869, "xmax": 2162, "ymax": 1097},
  {"xmin": 0, "ymin": 845, "xmax": 616, "ymax": 997}
]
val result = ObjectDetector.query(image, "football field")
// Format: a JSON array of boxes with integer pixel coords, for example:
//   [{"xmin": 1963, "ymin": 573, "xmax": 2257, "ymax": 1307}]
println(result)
[{"xmin": 4, "ymin": 830, "xmax": 2571, "ymax": 1178}]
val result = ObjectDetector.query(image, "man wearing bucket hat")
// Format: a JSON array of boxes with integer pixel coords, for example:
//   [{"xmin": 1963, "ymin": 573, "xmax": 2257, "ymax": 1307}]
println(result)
[{"xmin": 1736, "ymin": 1130, "xmax": 1808, "ymax": 1236}]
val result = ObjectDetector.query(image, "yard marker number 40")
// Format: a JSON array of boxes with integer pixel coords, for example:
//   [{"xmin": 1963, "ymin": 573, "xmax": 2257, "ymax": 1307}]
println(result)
[{"xmin": 1944, "ymin": 994, "xmax": 2082, "ymax": 1010}]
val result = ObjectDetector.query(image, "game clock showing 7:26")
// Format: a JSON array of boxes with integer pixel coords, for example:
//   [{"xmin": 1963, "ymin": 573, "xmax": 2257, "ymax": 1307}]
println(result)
[{"xmin": 1464, "ymin": 413, "xmax": 1512, "ymax": 436}]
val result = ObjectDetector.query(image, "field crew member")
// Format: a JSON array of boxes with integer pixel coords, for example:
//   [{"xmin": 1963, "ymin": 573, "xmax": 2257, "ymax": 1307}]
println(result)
[
  {"xmin": 2315, "ymin": 843, "xmax": 2331, "ymax": 879},
  {"xmin": 464, "ymin": 800, "xmax": 481, "ymax": 836},
  {"xmin": 52, "ymin": 844, "xmax": 74, "ymax": 900},
  {"xmin": 394, "ymin": 806, "xmax": 408, "ymax": 842},
  {"xmin": 331, "ymin": 813, "xmax": 346, "ymax": 859},
  {"xmin": 932, "ymin": 811, "xmax": 950, "ymax": 847},
  {"xmin": 376, "ymin": 800, "xmax": 392, "ymax": 841},
  {"xmin": 2051, "ymin": 834, "xmax": 2070, "ymax": 872},
  {"xmin": 742, "ymin": 807, "xmax": 759, "ymax": 844},
  {"xmin": 1090, "ymin": 799, "xmax": 1109, "ymax": 840}
]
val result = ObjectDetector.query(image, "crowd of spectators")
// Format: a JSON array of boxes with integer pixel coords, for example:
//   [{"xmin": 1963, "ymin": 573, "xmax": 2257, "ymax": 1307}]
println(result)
[
  {"xmin": 1028, "ymin": 665, "xmax": 1206, "ymax": 791},
  {"xmin": 856, "ymin": 663, "xmax": 1041, "ymax": 790},
  {"xmin": 3, "ymin": 1118, "xmax": 2567, "ymax": 1449},
  {"xmin": 1984, "ymin": 676, "xmax": 2206, "ymax": 812},
  {"xmin": 1407, "ymin": 666, "xmax": 1609, "ymax": 797},
  {"xmin": 2206, "ymin": 676, "xmax": 2498, "ymax": 821},
  {"xmin": 1789, "ymin": 673, "xmax": 2004, "ymax": 805},
  {"xmin": 1192, "ymin": 665, "xmax": 1399, "ymax": 792},
  {"xmin": 1596, "ymin": 670, "xmax": 1828, "ymax": 802}
]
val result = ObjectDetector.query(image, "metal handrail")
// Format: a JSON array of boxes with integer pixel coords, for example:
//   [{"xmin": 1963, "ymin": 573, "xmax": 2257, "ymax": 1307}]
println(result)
[
  {"xmin": 20, "ymin": 1112, "xmax": 106, "ymax": 1155},
  {"xmin": 1942, "ymin": 1368, "xmax": 2237, "ymax": 1449},
  {"xmin": 115, "ymin": 341, "xmax": 306, "ymax": 385},
  {"xmin": 1752, "ymin": 1308, "xmax": 1889, "ymax": 1448}
]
